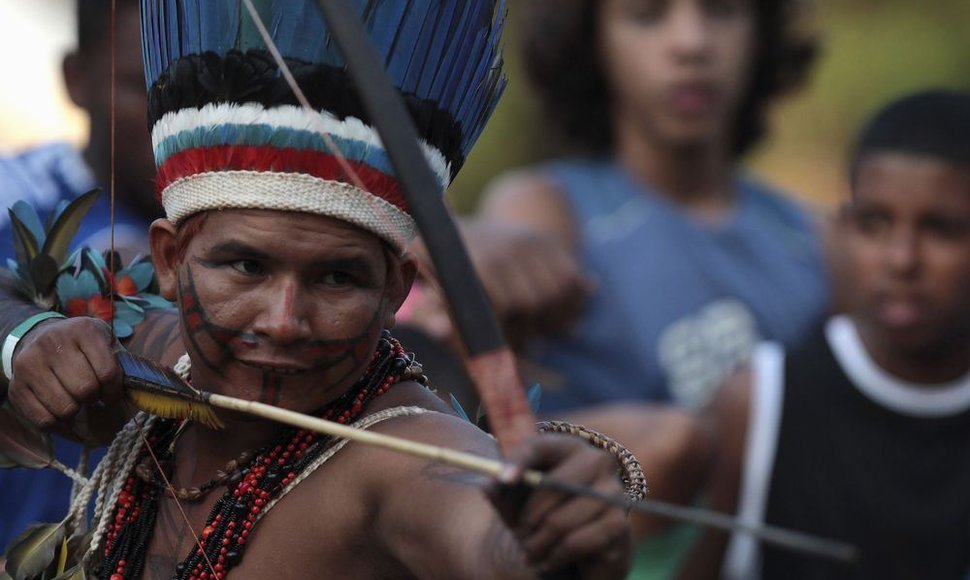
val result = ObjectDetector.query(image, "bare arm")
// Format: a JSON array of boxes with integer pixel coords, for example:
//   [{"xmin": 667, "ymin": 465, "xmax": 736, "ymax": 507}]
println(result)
[
  {"xmin": 359, "ymin": 394, "xmax": 631, "ymax": 579},
  {"xmin": 677, "ymin": 367, "xmax": 752, "ymax": 580},
  {"xmin": 0, "ymin": 267, "xmax": 183, "ymax": 442}
]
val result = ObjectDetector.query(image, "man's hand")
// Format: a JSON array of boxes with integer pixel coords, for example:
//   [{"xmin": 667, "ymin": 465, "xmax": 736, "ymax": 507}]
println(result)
[
  {"xmin": 410, "ymin": 220, "xmax": 593, "ymax": 349},
  {"xmin": 6, "ymin": 317, "xmax": 123, "ymax": 436},
  {"xmin": 487, "ymin": 434, "xmax": 633, "ymax": 579},
  {"xmin": 466, "ymin": 221, "xmax": 593, "ymax": 343}
]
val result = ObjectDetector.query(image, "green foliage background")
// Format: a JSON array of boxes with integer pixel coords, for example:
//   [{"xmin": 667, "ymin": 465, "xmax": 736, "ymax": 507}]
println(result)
[{"xmin": 446, "ymin": 0, "xmax": 970, "ymax": 214}]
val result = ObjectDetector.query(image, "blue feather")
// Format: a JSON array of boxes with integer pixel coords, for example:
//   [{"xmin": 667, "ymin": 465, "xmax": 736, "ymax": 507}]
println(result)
[
  {"xmin": 400, "ymin": 7, "xmax": 439, "ymax": 94},
  {"xmin": 417, "ymin": 0, "xmax": 461, "ymax": 99},
  {"xmin": 383, "ymin": 2, "xmax": 424, "ymax": 84},
  {"xmin": 449, "ymin": 393, "xmax": 471, "ymax": 423},
  {"xmin": 142, "ymin": 0, "xmax": 506, "ymax": 177},
  {"xmin": 10, "ymin": 201, "xmax": 45, "ymax": 245},
  {"xmin": 526, "ymin": 383, "xmax": 542, "ymax": 415}
]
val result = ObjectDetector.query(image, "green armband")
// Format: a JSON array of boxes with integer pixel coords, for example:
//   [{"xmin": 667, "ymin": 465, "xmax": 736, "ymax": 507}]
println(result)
[{"xmin": 2, "ymin": 311, "xmax": 67, "ymax": 381}]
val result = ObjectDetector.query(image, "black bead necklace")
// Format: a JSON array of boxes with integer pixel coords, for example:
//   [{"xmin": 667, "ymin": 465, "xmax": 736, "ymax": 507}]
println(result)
[{"xmin": 96, "ymin": 332, "xmax": 415, "ymax": 580}]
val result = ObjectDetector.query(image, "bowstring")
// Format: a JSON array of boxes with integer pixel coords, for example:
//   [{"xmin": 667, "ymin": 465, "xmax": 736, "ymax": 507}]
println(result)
[
  {"xmin": 239, "ymin": 0, "xmax": 451, "ymax": 354},
  {"xmin": 139, "ymin": 428, "xmax": 220, "ymax": 579},
  {"xmin": 103, "ymin": 2, "xmax": 438, "ymax": 571},
  {"xmin": 108, "ymin": 0, "xmax": 117, "ymax": 344},
  {"xmin": 106, "ymin": 2, "xmax": 213, "ymax": 573},
  {"xmin": 240, "ymin": 0, "xmax": 427, "ymax": 257}
]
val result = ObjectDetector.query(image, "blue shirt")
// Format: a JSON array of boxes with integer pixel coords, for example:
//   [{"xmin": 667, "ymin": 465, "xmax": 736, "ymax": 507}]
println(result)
[
  {"xmin": 0, "ymin": 142, "xmax": 150, "ymax": 259},
  {"xmin": 530, "ymin": 159, "xmax": 830, "ymax": 412},
  {"xmin": 0, "ymin": 142, "xmax": 151, "ymax": 547}
]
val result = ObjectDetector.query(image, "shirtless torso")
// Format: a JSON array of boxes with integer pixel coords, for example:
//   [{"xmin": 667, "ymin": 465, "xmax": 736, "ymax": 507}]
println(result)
[{"xmin": 139, "ymin": 384, "xmax": 514, "ymax": 580}]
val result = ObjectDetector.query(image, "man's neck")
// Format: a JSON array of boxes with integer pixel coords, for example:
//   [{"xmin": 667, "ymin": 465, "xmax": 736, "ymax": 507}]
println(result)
[
  {"xmin": 614, "ymin": 124, "xmax": 736, "ymax": 220},
  {"xmin": 172, "ymin": 416, "xmax": 284, "ymax": 488},
  {"xmin": 853, "ymin": 316, "xmax": 970, "ymax": 385}
]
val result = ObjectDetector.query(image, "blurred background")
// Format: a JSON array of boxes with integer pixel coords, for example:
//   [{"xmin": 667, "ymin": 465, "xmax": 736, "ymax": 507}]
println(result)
[{"xmin": 1, "ymin": 0, "xmax": 968, "ymax": 211}]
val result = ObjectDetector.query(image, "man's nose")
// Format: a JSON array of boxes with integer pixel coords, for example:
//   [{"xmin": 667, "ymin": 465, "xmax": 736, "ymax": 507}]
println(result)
[
  {"xmin": 252, "ymin": 278, "xmax": 312, "ymax": 344},
  {"xmin": 884, "ymin": 228, "xmax": 921, "ymax": 278},
  {"xmin": 667, "ymin": 1, "xmax": 713, "ymax": 60}
]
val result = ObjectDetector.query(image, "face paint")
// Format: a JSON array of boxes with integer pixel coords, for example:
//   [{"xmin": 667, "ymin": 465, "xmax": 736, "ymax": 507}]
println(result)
[{"xmin": 171, "ymin": 210, "xmax": 399, "ymax": 413}]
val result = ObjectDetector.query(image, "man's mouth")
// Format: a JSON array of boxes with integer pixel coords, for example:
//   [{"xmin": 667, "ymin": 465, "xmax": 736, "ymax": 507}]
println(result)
[
  {"xmin": 875, "ymin": 293, "xmax": 928, "ymax": 329},
  {"xmin": 665, "ymin": 80, "xmax": 720, "ymax": 117},
  {"xmin": 236, "ymin": 359, "xmax": 311, "ymax": 375}
]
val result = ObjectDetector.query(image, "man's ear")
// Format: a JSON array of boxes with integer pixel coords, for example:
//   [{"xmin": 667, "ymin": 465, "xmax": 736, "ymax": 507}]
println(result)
[
  {"xmin": 62, "ymin": 51, "xmax": 88, "ymax": 110},
  {"xmin": 383, "ymin": 251, "xmax": 418, "ymax": 329},
  {"xmin": 150, "ymin": 219, "xmax": 180, "ymax": 300}
]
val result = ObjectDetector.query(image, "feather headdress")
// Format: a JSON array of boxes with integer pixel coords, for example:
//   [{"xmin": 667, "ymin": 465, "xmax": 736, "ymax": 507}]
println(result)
[{"xmin": 140, "ymin": 0, "xmax": 506, "ymax": 248}]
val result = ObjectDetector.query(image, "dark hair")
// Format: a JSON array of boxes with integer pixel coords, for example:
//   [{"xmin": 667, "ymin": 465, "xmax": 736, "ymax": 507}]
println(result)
[
  {"xmin": 76, "ymin": 0, "xmax": 137, "ymax": 53},
  {"xmin": 852, "ymin": 90, "xmax": 970, "ymax": 174},
  {"xmin": 517, "ymin": 0, "xmax": 818, "ymax": 157}
]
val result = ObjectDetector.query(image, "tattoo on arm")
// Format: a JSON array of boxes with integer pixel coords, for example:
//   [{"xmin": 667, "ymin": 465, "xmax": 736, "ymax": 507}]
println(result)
[
  {"xmin": 486, "ymin": 517, "xmax": 530, "ymax": 575},
  {"xmin": 417, "ymin": 459, "xmax": 533, "ymax": 577}
]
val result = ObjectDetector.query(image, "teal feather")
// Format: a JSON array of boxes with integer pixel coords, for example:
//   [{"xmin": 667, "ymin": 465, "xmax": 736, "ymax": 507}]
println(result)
[
  {"xmin": 10, "ymin": 201, "xmax": 45, "ymax": 246},
  {"xmin": 449, "ymin": 393, "xmax": 471, "ymax": 423},
  {"xmin": 526, "ymin": 383, "xmax": 542, "ymax": 416}
]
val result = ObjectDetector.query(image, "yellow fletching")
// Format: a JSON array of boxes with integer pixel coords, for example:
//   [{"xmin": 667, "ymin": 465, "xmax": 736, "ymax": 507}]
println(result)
[
  {"xmin": 57, "ymin": 536, "xmax": 68, "ymax": 575},
  {"xmin": 127, "ymin": 389, "xmax": 224, "ymax": 429}
]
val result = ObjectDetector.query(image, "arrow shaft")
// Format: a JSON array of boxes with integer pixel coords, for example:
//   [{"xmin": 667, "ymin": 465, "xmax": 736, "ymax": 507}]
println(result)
[{"xmin": 205, "ymin": 391, "xmax": 856, "ymax": 564}]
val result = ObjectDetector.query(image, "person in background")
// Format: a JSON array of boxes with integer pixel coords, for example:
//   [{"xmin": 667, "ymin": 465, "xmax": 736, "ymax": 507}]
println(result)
[
  {"xmin": 402, "ymin": 0, "xmax": 829, "ymax": 576},
  {"xmin": 0, "ymin": 0, "xmax": 157, "ymax": 258},
  {"xmin": 0, "ymin": 0, "xmax": 159, "ymax": 550},
  {"xmin": 689, "ymin": 90, "xmax": 970, "ymax": 580}
]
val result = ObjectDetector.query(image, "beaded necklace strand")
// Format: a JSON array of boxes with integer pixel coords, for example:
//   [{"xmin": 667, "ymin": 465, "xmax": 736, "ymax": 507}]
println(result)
[{"xmin": 96, "ymin": 331, "xmax": 420, "ymax": 580}]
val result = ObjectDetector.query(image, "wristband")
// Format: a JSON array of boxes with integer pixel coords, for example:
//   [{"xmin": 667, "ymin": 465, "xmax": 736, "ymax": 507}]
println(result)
[{"xmin": 2, "ymin": 312, "xmax": 67, "ymax": 381}]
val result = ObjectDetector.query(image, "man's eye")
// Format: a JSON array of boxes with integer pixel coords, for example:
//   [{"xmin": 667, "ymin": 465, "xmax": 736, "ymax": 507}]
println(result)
[
  {"xmin": 321, "ymin": 272, "xmax": 353, "ymax": 286},
  {"xmin": 623, "ymin": 3, "xmax": 664, "ymax": 24},
  {"xmin": 704, "ymin": 0, "xmax": 745, "ymax": 18},
  {"xmin": 854, "ymin": 211, "xmax": 890, "ymax": 235},
  {"xmin": 925, "ymin": 217, "xmax": 970, "ymax": 240},
  {"xmin": 230, "ymin": 260, "xmax": 264, "ymax": 276}
]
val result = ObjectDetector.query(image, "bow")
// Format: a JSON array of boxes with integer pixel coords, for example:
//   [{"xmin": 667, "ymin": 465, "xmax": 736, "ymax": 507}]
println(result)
[
  {"xmin": 0, "ymin": 5, "xmax": 857, "ymax": 577},
  {"xmin": 306, "ymin": 0, "xmax": 536, "ymax": 454}
]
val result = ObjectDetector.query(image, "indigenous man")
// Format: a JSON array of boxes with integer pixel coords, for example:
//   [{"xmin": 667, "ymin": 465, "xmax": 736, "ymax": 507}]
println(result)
[{"xmin": 1, "ymin": 1, "xmax": 633, "ymax": 578}]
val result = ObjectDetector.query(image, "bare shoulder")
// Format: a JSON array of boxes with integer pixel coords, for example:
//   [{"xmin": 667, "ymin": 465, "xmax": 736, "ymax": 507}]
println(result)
[
  {"xmin": 124, "ymin": 308, "xmax": 184, "ymax": 366},
  {"xmin": 361, "ymin": 381, "xmax": 499, "ymax": 458},
  {"xmin": 479, "ymin": 168, "xmax": 576, "ymax": 248}
]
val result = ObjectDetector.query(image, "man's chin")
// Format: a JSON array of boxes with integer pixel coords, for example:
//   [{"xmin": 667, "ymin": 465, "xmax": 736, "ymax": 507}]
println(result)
[
  {"xmin": 659, "ymin": 127, "xmax": 720, "ymax": 154},
  {"xmin": 871, "ymin": 319, "xmax": 946, "ymax": 358}
]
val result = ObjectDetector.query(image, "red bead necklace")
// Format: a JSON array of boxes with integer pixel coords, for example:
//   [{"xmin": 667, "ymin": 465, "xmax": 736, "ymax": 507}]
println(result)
[{"xmin": 97, "ymin": 332, "xmax": 416, "ymax": 580}]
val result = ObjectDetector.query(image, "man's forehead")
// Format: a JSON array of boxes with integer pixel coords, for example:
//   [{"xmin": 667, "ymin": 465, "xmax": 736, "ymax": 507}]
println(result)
[
  {"xmin": 201, "ymin": 208, "xmax": 379, "ymax": 234},
  {"xmin": 856, "ymin": 154, "xmax": 970, "ymax": 195},
  {"xmin": 193, "ymin": 210, "xmax": 388, "ymax": 254}
]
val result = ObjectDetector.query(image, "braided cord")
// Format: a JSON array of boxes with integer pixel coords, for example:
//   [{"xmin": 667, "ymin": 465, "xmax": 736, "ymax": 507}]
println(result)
[{"xmin": 536, "ymin": 420, "xmax": 648, "ymax": 502}]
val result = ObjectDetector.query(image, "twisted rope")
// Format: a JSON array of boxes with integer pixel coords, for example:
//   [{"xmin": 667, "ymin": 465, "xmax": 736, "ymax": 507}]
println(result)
[{"xmin": 536, "ymin": 420, "xmax": 649, "ymax": 502}]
